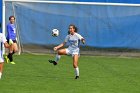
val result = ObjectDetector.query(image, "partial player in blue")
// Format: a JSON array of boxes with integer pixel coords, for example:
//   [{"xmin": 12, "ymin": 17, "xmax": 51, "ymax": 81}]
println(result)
[
  {"xmin": 49, "ymin": 24, "xmax": 85, "ymax": 79},
  {"xmin": 5, "ymin": 16, "xmax": 18, "ymax": 64}
]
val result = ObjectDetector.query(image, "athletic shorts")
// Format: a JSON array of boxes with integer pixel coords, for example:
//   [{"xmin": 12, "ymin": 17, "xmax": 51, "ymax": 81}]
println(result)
[
  {"xmin": 7, "ymin": 39, "xmax": 17, "ymax": 44},
  {"xmin": 0, "ymin": 58, "xmax": 4, "ymax": 63},
  {"xmin": 66, "ymin": 47, "xmax": 80, "ymax": 57}
]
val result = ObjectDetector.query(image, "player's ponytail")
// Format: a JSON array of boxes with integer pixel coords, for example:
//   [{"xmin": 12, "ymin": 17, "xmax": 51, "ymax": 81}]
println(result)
[{"xmin": 75, "ymin": 26, "xmax": 78, "ymax": 33}]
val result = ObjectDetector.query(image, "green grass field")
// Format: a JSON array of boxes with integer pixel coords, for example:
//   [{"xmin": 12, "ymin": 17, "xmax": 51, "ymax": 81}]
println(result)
[{"xmin": 0, "ymin": 54, "xmax": 140, "ymax": 93}]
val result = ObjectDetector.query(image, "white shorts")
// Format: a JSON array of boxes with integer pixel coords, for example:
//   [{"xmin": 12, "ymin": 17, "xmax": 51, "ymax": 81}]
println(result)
[
  {"xmin": 0, "ymin": 58, "xmax": 4, "ymax": 63},
  {"xmin": 66, "ymin": 47, "xmax": 80, "ymax": 57}
]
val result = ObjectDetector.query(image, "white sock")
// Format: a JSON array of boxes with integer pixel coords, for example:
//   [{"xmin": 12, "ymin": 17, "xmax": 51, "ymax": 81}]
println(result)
[
  {"xmin": 0, "ymin": 72, "xmax": 2, "ymax": 79},
  {"xmin": 75, "ymin": 67, "xmax": 79, "ymax": 76},
  {"xmin": 55, "ymin": 54, "xmax": 61, "ymax": 63}
]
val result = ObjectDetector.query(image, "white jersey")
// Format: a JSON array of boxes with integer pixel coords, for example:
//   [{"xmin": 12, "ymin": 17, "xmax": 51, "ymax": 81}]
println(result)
[
  {"xmin": 65, "ymin": 33, "xmax": 84, "ymax": 49},
  {"xmin": 0, "ymin": 33, "xmax": 7, "ymax": 62},
  {"xmin": 0, "ymin": 33, "xmax": 7, "ymax": 43}
]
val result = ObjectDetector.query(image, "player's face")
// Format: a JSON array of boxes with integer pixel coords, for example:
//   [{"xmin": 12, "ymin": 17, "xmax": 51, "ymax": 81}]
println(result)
[
  {"xmin": 10, "ymin": 17, "xmax": 15, "ymax": 24},
  {"xmin": 69, "ymin": 26, "xmax": 75, "ymax": 35}
]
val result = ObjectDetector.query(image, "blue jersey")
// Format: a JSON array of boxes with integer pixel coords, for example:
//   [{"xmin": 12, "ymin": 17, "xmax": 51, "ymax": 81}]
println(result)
[{"xmin": 6, "ymin": 23, "xmax": 16, "ymax": 40}]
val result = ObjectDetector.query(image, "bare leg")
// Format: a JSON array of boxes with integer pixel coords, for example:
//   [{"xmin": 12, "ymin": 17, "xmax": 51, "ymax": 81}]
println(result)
[
  {"xmin": 49, "ymin": 49, "xmax": 67, "ymax": 65},
  {"xmin": 8, "ymin": 43, "xmax": 18, "ymax": 63},
  {"xmin": 55, "ymin": 49, "xmax": 67, "ymax": 62},
  {"xmin": 13, "ymin": 43, "xmax": 18, "ymax": 53},
  {"xmin": 73, "ymin": 54, "xmax": 79, "ymax": 79},
  {"xmin": 8, "ymin": 44, "xmax": 14, "ymax": 62},
  {"xmin": 0, "ymin": 62, "xmax": 4, "ymax": 79}
]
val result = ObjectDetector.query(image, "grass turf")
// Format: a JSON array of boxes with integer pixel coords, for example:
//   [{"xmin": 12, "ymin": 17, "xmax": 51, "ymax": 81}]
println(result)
[{"xmin": 0, "ymin": 54, "xmax": 140, "ymax": 93}]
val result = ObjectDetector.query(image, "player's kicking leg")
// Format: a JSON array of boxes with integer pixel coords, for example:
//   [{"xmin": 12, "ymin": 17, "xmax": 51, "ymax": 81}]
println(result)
[{"xmin": 48, "ymin": 49, "xmax": 66, "ymax": 65}]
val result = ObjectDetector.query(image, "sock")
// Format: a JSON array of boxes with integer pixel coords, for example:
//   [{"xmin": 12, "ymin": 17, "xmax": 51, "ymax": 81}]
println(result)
[
  {"xmin": 75, "ymin": 67, "xmax": 79, "ymax": 76},
  {"xmin": 8, "ymin": 53, "xmax": 13, "ymax": 62},
  {"xmin": 55, "ymin": 54, "xmax": 61, "ymax": 63},
  {"xmin": 0, "ymin": 72, "xmax": 2, "ymax": 79}
]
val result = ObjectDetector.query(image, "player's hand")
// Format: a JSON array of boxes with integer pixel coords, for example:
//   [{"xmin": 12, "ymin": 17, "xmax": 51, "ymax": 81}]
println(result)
[
  {"xmin": 82, "ymin": 39, "xmax": 85, "ymax": 44},
  {"xmin": 82, "ymin": 40, "xmax": 85, "ymax": 44},
  {"xmin": 9, "ymin": 39, "xmax": 13, "ymax": 45},
  {"xmin": 54, "ymin": 47, "xmax": 58, "ymax": 51}
]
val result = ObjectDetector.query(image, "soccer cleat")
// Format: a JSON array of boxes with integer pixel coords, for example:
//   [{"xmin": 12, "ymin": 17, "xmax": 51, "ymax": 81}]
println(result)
[
  {"xmin": 4, "ymin": 55, "xmax": 9, "ymax": 63},
  {"xmin": 10, "ymin": 61, "xmax": 16, "ymax": 65},
  {"xmin": 75, "ymin": 76, "xmax": 79, "ymax": 79},
  {"xmin": 48, "ymin": 60, "xmax": 57, "ymax": 65}
]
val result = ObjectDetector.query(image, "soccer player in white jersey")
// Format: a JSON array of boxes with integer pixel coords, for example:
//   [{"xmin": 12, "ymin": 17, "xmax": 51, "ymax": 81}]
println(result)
[
  {"xmin": 49, "ymin": 24, "xmax": 85, "ymax": 79},
  {"xmin": 0, "ymin": 33, "xmax": 9, "ymax": 79}
]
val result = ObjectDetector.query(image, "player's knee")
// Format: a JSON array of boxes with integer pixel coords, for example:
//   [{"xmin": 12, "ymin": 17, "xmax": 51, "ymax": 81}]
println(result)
[
  {"xmin": 13, "ymin": 48, "xmax": 18, "ymax": 53},
  {"xmin": 57, "ymin": 50, "xmax": 61, "ymax": 55}
]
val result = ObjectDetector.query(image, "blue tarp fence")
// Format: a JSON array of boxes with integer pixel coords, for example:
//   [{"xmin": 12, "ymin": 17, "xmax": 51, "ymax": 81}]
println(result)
[{"xmin": 2, "ymin": 0, "xmax": 140, "ymax": 49}]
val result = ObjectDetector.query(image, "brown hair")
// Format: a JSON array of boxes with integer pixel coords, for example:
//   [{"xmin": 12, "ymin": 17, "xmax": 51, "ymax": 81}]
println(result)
[
  {"xmin": 69, "ymin": 24, "xmax": 78, "ymax": 32},
  {"xmin": 9, "ymin": 16, "xmax": 15, "ymax": 20},
  {"xmin": 68, "ymin": 24, "xmax": 78, "ymax": 34}
]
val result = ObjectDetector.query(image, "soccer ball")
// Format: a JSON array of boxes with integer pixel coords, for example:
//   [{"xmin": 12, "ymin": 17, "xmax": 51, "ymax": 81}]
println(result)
[{"xmin": 52, "ymin": 29, "xmax": 59, "ymax": 37}]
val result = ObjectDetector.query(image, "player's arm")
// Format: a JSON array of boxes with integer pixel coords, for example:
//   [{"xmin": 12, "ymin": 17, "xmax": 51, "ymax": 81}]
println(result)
[
  {"xmin": 7, "ymin": 25, "xmax": 13, "ymax": 44},
  {"xmin": 77, "ymin": 33, "xmax": 85, "ymax": 44},
  {"xmin": 7, "ymin": 25, "xmax": 12, "ymax": 39},
  {"xmin": 54, "ymin": 35, "xmax": 68, "ymax": 51},
  {"xmin": 54, "ymin": 42, "xmax": 66, "ymax": 51}
]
